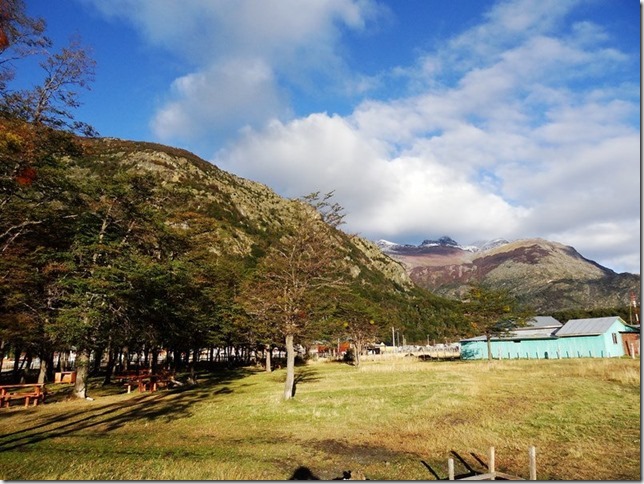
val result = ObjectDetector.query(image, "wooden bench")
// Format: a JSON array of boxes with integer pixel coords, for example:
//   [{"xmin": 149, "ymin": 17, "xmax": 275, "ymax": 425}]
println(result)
[
  {"xmin": 0, "ymin": 384, "xmax": 45, "ymax": 408},
  {"xmin": 54, "ymin": 371, "xmax": 77, "ymax": 384}
]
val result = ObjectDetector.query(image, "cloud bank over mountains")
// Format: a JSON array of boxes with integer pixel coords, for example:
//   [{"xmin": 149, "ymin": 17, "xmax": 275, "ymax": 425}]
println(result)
[{"xmin": 86, "ymin": 0, "xmax": 640, "ymax": 274}]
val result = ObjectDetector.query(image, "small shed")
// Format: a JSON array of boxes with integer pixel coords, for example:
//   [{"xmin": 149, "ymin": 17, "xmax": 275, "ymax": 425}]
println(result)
[{"xmin": 460, "ymin": 316, "xmax": 638, "ymax": 360}]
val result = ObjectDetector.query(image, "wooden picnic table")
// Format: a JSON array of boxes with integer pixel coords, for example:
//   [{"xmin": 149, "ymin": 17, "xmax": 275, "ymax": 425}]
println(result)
[
  {"xmin": 0, "ymin": 383, "xmax": 45, "ymax": 408},
  {"xmin": 115, "ymin": 370, "xmax": 174, "ymax": 393}
]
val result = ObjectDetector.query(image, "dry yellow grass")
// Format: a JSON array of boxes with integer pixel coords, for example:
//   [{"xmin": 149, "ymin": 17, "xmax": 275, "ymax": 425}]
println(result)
[{"xmin": 0, "ymin": 357, "xmax": 639, "ymax": 480}]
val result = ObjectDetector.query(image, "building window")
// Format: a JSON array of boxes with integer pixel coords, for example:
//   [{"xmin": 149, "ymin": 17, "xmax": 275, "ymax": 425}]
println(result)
[{"xmin": 612, "ymin": 333, "xmax": 618, "ymax": 344}]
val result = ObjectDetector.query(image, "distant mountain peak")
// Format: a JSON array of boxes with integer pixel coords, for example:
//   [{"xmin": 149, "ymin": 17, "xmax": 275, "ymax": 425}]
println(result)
[
  {"xmin": 375, "ymin": 234, "xmax": 639, "ymax": 313},
  {"xmin": 376, "ymin": 236, "xmax": 509, "ymax": 254},
  {"xmin": 421, "ymin": 236, "xmax": 459, "ymax": 247}
]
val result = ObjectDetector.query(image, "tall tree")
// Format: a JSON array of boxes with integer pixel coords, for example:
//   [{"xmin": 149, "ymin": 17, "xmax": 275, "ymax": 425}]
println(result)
[
  {"xmin": 0, "ymin": 0, "xmax": 50, "ymax": 92},
  {"xmin": 0, "ymin": 1, "xmax": 96, "ymax": 136},
  {"xmin": 50, "ymin": 171, "xmax": 168, "ymax": 398},
  {"xmin": 462, "ymin": 284, "xmax": 530, "ymax": 360},
  {"xmin": 3, "ymin": 37, "xmax": 96, "ymax": 135},
  {"xmin": 0, "ymin": 120, "xmax": 84, "ymax": 383},
  {"xmin": 241, "ymin": 194, "xmax": 347, "ymax": 400}
]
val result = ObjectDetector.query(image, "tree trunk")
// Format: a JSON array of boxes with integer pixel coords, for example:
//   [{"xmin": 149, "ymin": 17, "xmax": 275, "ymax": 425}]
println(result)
[
  {"xmin": 103, "ymin": 347, "xmax": 116, "ymax": 385},
  {"xmin": 486, "ymin": 334, "xmax": 492, "ymax": 361},
  {"xmin": 283, "ymin": 334, "xmax": 295, "ymax": 400},
  {"xmin": 46, "ymin": 352, "xmax": 55, "ymax": 382},
  {"xmin": 73, "ymin": 349, "xmax": 90, "ymax": 399},
  {"xmin": 122, "ymin": 347, "xmax": 130, "ymax": 372},
  {"xmin": 19, "ymin": 351, "xmax": 31, "ymax": 383},
  {"xmin": 37, "ymin": 353, "xmax": 49, "ymax": 384},
  {"xmin": 187, "ymin": 348, "xmax": 198, "ymax": 384},
  {"xmin": 354, "ymin": 341, "xmax": 362, "ymax": 367},
  {"xmin": 60, "ymin": 350, "xmax": 69, "ymax": 371},
  {"xmin": 12, "ymin": 346, "xmax": 21, "ymax": 381},
  {"xmin": 0, "ymin": 340, "xmax": 5, "ymax": 377},
  {"xmin": 92, "ymin": 348, "xmax": 103, "ymax": 375},
  {"xmin": 265, "ymin": 345, "xmax": 272, "ymax": 373},
  {"xmin": 151, "ymin": 348, "xmax": 158, "ymax": 373}
]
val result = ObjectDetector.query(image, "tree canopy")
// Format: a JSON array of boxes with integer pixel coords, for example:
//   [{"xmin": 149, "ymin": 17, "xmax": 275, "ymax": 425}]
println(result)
[
  {"xmin": 462, "ymin": 284, "xmax": 532, "ymax": 360},
  {"xmin": 0, "ymin": 2, "xmax": 489, "ymax": 400}
]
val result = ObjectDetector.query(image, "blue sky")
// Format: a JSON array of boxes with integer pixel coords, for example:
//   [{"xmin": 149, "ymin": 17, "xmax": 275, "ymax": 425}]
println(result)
[{"xmin": 15, "ymin": 0, "xmax": 641, "ymax": 274}]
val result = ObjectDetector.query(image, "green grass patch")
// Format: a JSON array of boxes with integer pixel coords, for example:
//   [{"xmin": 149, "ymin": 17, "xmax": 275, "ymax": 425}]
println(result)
[{"xmin": 0, "ymin": 358, "xmax": 639, "ymax": 480}]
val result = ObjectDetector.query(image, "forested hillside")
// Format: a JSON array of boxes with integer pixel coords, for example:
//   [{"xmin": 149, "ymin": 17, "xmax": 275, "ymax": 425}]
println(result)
[{"xmin": 0, "ymin": 118, "xmax": 471, "ymax": 389}]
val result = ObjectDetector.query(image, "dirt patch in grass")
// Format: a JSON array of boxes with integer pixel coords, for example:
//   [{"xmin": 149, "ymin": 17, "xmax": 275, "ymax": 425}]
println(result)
[{"xmin": 310, "ymin": 438, "xmax": 405, "ymax": 463}]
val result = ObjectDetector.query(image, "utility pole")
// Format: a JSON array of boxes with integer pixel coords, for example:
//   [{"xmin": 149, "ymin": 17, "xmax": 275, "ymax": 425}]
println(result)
[{"xmin": 391, "ymin": 327, "xmax": 395, "ymax": 353}]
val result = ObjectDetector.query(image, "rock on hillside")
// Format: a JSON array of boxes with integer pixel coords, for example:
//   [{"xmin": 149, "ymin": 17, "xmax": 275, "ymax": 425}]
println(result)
[{"xmin": 379, "ymin": 237, "xmax": 640, "ymax": 313}]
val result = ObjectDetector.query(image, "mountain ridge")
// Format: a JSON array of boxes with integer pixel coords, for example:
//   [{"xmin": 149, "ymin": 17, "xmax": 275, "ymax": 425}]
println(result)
[{"xmin": 376, "ymin": 235, "xmax": 639, "ymax": 312}]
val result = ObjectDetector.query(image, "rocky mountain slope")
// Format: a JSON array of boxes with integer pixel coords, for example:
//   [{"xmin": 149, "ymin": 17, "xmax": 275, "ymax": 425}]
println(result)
[
  {"xmin": 377, "ymin": 237, "xmax": 640, "ymax": 313},
  {"xmin": 75, "ymin": 136, "xmax": 414, "ymax": 290},
  {"xmin": 2, "ymin": 119, "xmax": 474, "ymax": 348}
]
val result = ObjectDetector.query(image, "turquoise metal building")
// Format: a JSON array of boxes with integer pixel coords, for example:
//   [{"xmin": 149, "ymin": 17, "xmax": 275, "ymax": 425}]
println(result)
[{"xmin": 460, "ymin": 316, "xmax": 639, "ymax": 360}]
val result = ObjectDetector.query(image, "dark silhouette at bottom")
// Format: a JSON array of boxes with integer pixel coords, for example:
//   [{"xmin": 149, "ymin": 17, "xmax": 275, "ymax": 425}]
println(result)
[{"xmin": 289, "ymin": 466, "xmax": 320, "ymax": 480}]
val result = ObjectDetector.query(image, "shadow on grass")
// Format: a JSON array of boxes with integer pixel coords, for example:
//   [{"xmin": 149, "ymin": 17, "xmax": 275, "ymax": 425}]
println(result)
[
  {"xmin": 289, "ymin": 466, "xmax": 321, "ymax": 480},
  {"xmin": 0, "ymin": 367, "xmax": 255, "ymax": 453},
  {"xmin": 292, "ymin": 368, "xmax": 321, "ymax": 397}
]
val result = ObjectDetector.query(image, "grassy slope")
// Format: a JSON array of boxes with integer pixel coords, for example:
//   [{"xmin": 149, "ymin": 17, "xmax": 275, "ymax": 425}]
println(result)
[{"xmin": 0, "ymin": 358, "xmax": 639, "ymax": 480}]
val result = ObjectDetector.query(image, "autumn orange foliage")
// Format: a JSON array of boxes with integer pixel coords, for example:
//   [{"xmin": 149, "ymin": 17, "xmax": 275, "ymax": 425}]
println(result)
[{"xmin": 15, "ymin": 166, "xmax": 37, "ymax": 185}]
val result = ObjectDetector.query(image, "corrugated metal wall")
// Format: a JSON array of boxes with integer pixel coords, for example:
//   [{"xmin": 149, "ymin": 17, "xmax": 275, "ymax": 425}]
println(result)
[{"xmin": 461, "ymin": 320, "xmax": 636, "ymax": 360}]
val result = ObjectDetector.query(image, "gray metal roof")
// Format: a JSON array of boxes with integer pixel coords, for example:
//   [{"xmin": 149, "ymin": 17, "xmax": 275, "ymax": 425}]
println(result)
[
  {"xmin": 528, "ymin": 316, "xmax": 562, "ymax": 328},
  {"xmin": 460, "ymin": 316, "xmax": 561, "ymax": 342},
  {"xmin": 461, "ymin": 327, "xmax": 557, "ymax": 342},
  {"xmin": 554, "ymin": 317, "xmax": 625, "ymax": 337},
  {"xmin": 460, "ymin": 316, "xmax": 633, "ymax": 342}
]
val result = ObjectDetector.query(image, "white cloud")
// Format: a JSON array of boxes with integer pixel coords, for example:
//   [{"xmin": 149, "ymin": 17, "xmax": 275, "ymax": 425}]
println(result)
[
  {"xmin": 86, "ymin": 0, "xmax": 384, "ymax": 145},
  {"xmin": 87, "ymin": 0, "xmax": 374, "ymax": 61},
  {"xmin": 214, "ymin": 0, "xmax": 639, "ymax": 273},
  {"xmin": 215, "ymin": 113, "xmax": 531, "ymax": 244},
  {"xmin": 151, "ymin": 59, "xmax": 289, "ymax": 143},
  {"xmin": 87, "ymin": 0, "xmax": 639, "ymax": 273}
]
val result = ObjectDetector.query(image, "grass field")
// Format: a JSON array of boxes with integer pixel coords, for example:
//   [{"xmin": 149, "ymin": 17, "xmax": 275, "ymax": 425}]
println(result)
[{"xmin": 0, "ymin": 357, "xmax": 639, "ymax": 480}]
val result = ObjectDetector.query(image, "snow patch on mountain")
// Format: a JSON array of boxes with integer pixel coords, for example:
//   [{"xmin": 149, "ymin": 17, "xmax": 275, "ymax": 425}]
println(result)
[
  {"xmin": 471, "ymin": 238, "xmax": 511, "ymax": 252},
  {"xmin": 376, "ymin": 236, "xmax": 510, "ymax": 254}
]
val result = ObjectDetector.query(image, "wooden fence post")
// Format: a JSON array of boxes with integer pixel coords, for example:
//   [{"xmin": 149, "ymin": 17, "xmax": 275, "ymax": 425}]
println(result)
[
  {"xmin": 529, "ymin": 446, "xmax": 537, "ymax": 480},
  {"xmin": 488, "ymin": 446, "xmax": 495, "ymax": 480}
]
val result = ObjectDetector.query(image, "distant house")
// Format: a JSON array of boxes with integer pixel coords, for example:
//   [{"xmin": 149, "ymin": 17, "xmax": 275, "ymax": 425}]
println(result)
[{"xmin": 460, "ymin": 316, "xmax": 639, "ymax": 360}]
